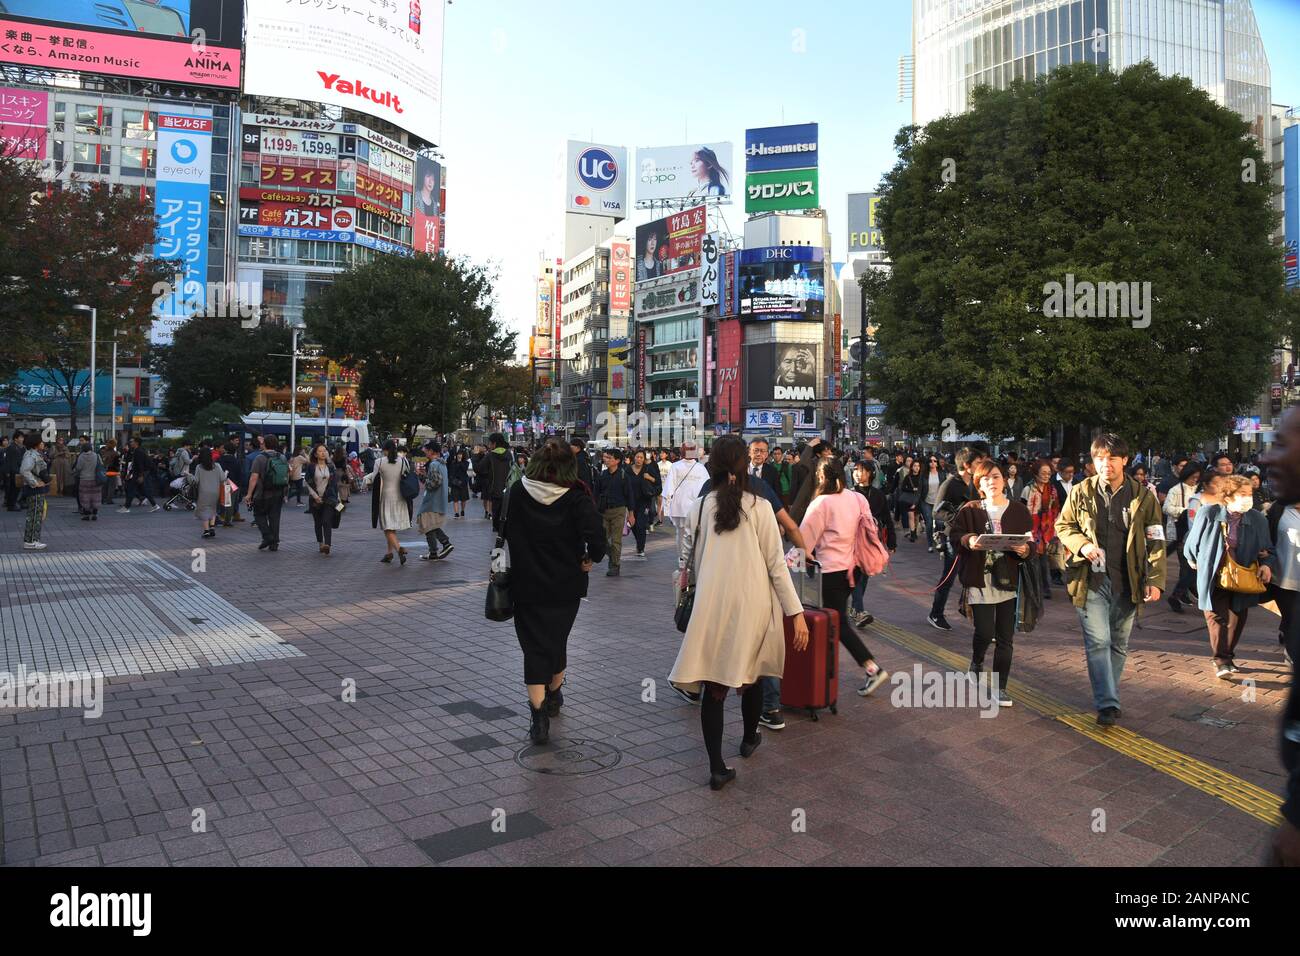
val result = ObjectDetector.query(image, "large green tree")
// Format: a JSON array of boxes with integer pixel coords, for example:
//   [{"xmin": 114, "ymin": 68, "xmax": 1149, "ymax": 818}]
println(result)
[
  {"xmin": 150, "ymin": 311, "xmax": 293, "ymax": 423},
  {"xmin": 0, "ymin": 170, "xmax": 169, "ymax": 435},
  {"xmin": 865, "ymin": 62, "xmax": 1287, "ymax": 453},
  {"xmin": 304, "ymin": 253, "xmax": 515, "ymax": 440}
]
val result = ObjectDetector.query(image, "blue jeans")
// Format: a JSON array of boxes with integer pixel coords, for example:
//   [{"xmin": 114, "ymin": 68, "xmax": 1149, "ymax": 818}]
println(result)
[
  {"xmin": 761, "ymin": 676, "xmax": 781, "ymax": 713},
  {"xmin": 916, "ymin": 501, "xmax": 934, "ymax": 541},
  {"xmin": 851, "ymin": 572, "xmax": 869, "ymax": 612},
  {"xmin": 1076, "ymin": 577, "xmax": 1137, "ymax": 712}
]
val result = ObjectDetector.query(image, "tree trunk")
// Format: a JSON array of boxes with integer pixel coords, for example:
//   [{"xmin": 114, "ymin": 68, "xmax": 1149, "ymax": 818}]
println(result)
[{"xmin": 1060, "ymin": 424, "xmax": 1086, "ymax": 463}]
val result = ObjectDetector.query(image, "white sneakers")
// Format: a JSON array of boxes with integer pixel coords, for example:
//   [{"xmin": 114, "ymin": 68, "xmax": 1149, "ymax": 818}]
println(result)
[{"xmin": 22, "ymin": 541, "xmax": 48, "ymax": 550}]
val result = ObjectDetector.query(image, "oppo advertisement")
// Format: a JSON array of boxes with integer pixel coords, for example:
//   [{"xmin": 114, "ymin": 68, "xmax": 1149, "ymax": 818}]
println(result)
[
  {"xmin": 745, "ymin": 343, "xmax": 819, "ymax": 404},
  {"xmin": 738, "ymin": 247, "xmax": 825, "ymax": 320},
  {"xmin": 0, "ymin": 1, "xmax": 242, "ymax": 88},
  {"xmin": 636, "ymin": 143, "xmax": 733, "ymax": 203}
]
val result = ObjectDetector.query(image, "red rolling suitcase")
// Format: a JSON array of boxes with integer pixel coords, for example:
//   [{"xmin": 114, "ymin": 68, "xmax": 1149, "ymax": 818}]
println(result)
[{"xmin": 780, "ymin": 560, "xmax": 839, "ymax": 720}]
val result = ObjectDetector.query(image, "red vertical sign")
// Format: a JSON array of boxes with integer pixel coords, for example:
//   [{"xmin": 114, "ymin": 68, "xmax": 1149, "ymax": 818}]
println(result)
[{"xmin": 716, "ymin": 319, "xmax": 742, "ymax": 425}]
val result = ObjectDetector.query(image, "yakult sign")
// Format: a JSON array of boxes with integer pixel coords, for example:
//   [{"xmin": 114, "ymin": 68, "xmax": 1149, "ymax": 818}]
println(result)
[{"xmin": 245, "ymin": 1, "xmax": 445, "ymax": 145}]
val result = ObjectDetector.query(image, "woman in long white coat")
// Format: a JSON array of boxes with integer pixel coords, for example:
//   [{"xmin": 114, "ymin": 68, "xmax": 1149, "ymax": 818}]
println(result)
[
  {"xmin": 364, "ymin": 439, "xmax": 413, "ymax": 565},
  {"xmin": 670, "ymin": 434, "xmax": 808, "ymax": 791}
]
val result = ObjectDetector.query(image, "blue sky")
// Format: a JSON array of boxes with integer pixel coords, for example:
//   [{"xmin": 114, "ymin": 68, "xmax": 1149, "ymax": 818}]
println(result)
[{"xmin": 440, "ymin": 0, "xmax": 1300, "ymax": 349}]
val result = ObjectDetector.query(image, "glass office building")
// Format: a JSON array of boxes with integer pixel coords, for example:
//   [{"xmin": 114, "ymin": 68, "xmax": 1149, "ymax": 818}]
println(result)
[{"xmin": 913, "ymin": 0, "xmax": 1271, "ymax": 141}]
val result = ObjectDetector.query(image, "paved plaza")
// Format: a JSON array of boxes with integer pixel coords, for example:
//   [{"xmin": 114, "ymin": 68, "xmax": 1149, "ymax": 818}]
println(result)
[{"xmin": 0, "ymin": 495, "xmax": 1288, "ymax": 866}]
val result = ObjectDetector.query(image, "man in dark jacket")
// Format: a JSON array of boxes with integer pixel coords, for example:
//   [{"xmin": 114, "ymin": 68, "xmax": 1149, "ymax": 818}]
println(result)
[
  {"xmin": 570, "ymin": 438, "xmax": 596, "ymax": 497},
  {"xmin": 928, "ymin": 447, "xmax": 986, "ymax": 631},
  {"xmin": 120, "ymin": 437, "xmax": 160, "ymax": 513},
  {"xmin": 593, "ymin": 449, "xmax": 635, "ymax": 577},
  {"xmin": 747, "ymin": 437, "xmax": 780, "ymax": 492},
  {"xmin": 789, "ymin": 437, "xmax": 834, "ymax": 525},
  {"xmin": 1257, "ymin": 409, "xmax": 1300, "ymax": 865},
  {"xmin": 484, "ymin": 433, "xmax": 512, "ymax": 532},
  {"xmin": 4, "ymin": 431, "xmax": 24, "ymax": 512}
]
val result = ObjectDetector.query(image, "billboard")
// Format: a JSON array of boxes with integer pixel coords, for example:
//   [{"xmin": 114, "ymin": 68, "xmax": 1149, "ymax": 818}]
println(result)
[
  {"xmin": 0, "ymin": 87, "xmax": 48, "ymax": 160},
  {"xmin": 608, "ymin": 337, "xmax": 629, "ymax": 401},
  {"xmin": 745, "ymin": 343, "xmax": 819, "ymax": 404},
  {"xmin": 739, "ymin": 247, "xmax": 825, "ymax": 320},
  {"xmin": 1286, "ymin": 126, "xmax": 1298, "ymax": 290},
  {"xmin": 245, "ymin": 0, "xmax": 445, "ymax": 145},
  {"xmin": 745, "ymin": 168, "xmax": 819, "ymax": 214},
  {"xmin": 634, "ymin": 205, "xmax": 707, "ymax": 283},
  {"xmin": 700, "ymin": 233, "xmax": 721, "ymax": 309},
  {"xmin": 610, "ymin": 241, "xmax": 632, "ymax": 312},
  {"xmin": 715, "ymin": 319, "xmax": 742, "ymax": 425},
  {"xmin": 636, "ymin": 143, "xmax": 734, "ymax": 203},
  {"xmin": 151, "ymin": 109, "xmax": 213, "ymax": 347},
  {"xmin": 567, "ymin": 141, "xmax": 629, "ymax": 219},
  {"xmin": 412, "ymin": 154, "xmax": 442, "ymax": 256},
  {"xmin": 745, "ymin": 123, "xmax": 819, "ymax": 172},
  {"xmin": 636, "ymin": 275, "xmax": 700, "ymax": 319},
  {"xmin": 848, "ymin": 192, "xmax": 884, "ymax": 254},
  {"xmin": 0, "ymin": 1, "xmax": 241, "ymax": 89}
]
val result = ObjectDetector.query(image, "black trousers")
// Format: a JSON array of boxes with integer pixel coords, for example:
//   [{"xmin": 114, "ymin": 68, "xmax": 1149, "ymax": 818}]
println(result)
[
  {"xmin": 1272, "ymin": 584, "xmax": 1298, "ymax": 646},
  {"xmin": 254, "ymin": 494, "xmax": 284, "ymax": 545},
  {"xmin": 822, "ymin": 569, "xmax": 875, "ymax": 668},
  {"xmin": 3, "ymin": 475, "xmax": 17, "ymax": 511},
  {"xmin": 970, "ymin": 599, "xmax": 1016, "ymax": 693},
  {"xmin": 631, "ymin": 504, "xmax": 650, "ymax": 553},
  {"xmin": 311, "ymin": 504, "xmax": 332, "ymax": 545},
  {"xmin": 124, "ymin": 478, "xmax": 155, "ymax": 508}
]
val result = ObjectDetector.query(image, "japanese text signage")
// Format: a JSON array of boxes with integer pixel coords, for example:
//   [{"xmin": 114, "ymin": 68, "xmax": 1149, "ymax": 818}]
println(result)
[
  {"xmin": 610, "ymin": 241, "xmax": 632, "ymax": 312},
  {"xmin": 152, "ymin": 109, "xmax": 213, "ymax": 346},
  {"xmin": 0, "ymin": 1, "xmax": 241, "ymax": 88},
  {"xmin": 0, "ymin": 86, "xmax": 47, "ymax": 159},
  {"xmin": 745, "ymin": 168, "xmax": 820, "ymax": 214},
  {"xmin": 245, "ymin": 0, "xmax": 445, "ymax": 144}
]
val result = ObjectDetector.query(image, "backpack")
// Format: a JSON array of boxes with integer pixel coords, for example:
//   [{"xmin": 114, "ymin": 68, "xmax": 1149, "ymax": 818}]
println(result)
[{"xmin": 265, "ymin": 453, "xmax": 289, "ymax": 488}]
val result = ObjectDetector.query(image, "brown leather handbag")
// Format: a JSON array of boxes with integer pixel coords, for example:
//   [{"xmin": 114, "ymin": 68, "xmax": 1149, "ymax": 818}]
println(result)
[{"xmin": 1217, "ymin": 523, "xmax": 1266, "ymax": 595}]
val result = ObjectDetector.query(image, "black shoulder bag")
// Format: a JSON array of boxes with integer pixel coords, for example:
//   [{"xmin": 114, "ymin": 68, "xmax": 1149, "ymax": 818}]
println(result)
[
  {"xmin": 674, "ymin": 495, "xmax": 710, "ymax": 633},
  {"xmin": 485, "ymin": 487, "xmax": 514, "ymax": 622}
]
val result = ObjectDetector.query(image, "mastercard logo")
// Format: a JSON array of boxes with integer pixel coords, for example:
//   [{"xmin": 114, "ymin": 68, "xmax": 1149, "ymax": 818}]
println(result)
[{"xmin": 574, "ymin": 195, "xmax": 591, "ymax": 207}]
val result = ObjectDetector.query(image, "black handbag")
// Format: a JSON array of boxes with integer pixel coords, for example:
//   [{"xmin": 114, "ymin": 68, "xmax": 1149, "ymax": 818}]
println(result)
[
  {"xmin": 398, "ymin": 459, "xmax": 420, "ymax": 501},
  {"xmin": 485, "ymin": 488, "xmax": 514, "ymax": 622},
  {"xmin": 674, "ymin": 497, "xmax": 709, "ymax": 633}
]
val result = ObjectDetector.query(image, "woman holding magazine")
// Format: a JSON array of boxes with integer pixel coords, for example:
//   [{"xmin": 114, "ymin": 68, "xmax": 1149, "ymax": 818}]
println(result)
[{"xmin": 951, "ymin": 459, "xmax": 1033, "ymax": 708}]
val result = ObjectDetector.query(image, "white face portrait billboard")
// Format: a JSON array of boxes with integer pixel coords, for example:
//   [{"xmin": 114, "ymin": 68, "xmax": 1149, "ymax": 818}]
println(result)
[
  {"xmin": 567, "ymin": 141, "xmax": 629, "ymax": 220},
  {"xmin": 636, "ymin": 143, "xmax": 734, "ymax": 204},
  {"xmin": 244, "ymin": 1, "xmax": 445, "ymax": 145}
]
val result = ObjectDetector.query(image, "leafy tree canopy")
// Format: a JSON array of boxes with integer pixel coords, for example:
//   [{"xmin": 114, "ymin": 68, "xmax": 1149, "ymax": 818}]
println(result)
[{"xmin": 865, "ymin": 63, "xmax": 1286, "ymax": 451}]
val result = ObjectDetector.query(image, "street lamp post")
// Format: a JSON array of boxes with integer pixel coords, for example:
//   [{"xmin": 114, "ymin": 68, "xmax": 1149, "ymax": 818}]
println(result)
[
  {"xmin": 72, "ymin": 304, "xmax": 97, "ymax": 441},
  {"xmin": 289, "ymin": 327, "xmax": 300, "ymax": 452}
]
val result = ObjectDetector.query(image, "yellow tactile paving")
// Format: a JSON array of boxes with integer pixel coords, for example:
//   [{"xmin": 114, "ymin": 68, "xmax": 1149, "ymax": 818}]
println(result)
[{"xmin": 870, "ymin": 619, "xmax": 1284, "ymax": 826}]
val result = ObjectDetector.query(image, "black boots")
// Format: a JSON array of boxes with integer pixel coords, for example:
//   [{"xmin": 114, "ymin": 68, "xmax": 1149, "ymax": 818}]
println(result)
[
  {"xmin": 528, "ymin": 703, "xmax": 550, "ymax": 745},
  {"xmin": 544, "ymin": 684, "xmax": 564, "ymax": 717}
]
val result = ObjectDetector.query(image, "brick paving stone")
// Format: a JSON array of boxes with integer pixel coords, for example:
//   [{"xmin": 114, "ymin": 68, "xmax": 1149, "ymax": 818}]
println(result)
[{"xmin": 0, "ymin": 497, "xmax": 1287, "ymax": 867}]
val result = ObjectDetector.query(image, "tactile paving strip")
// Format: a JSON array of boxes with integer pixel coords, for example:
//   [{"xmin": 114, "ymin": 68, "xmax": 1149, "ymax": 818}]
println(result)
[{"xmin": 0, "ymin": 549, "xmax": 304, "ymax": 678}]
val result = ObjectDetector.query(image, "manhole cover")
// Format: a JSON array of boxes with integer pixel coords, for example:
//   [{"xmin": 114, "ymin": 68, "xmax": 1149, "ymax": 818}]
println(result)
[{"xmin": 515, "ymin": 738, "xmax": 622, "ymax": 776}]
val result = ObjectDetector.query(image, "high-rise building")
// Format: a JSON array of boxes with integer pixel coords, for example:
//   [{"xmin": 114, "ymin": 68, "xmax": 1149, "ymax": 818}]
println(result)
[
  {"xmin": 559, "ymin": 242, "xmax": 613, "ymax": 434},
  {"xmin": 912, "ymin": 0, "xmax": 1271, "ymax": 141}
]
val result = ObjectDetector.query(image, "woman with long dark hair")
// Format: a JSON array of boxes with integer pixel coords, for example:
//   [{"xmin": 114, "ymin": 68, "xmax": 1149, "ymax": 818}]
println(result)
[
  {"xmin": 800, "ymin": 457, "xmax": 891, "ymax": 698},
  {"xmin": 363, "ymin": 439, "xmax": 413, "ymax": 564},
  {"xmin": 918, "ymin": 454, "xmax": 947, "ymax": 553},
  {"xmin": 448, "ymin": 449, "xmax": 471, "ymax": 518},
  {"xmin": 688, "ymin": 147, "xmax": 730, "ymax": 198},
  {"xmin": 504, "ymin": 439, "xmax": 607, "ymax": 744},
  {"xmin": 192, "ymin": 441, "xmax": 226, "ymax": 539},
  {"xmin": 306, "ymin": 442, "xmax": 340, "ymax": 555},
  {"xmin": 670, "ymin": 434, "xmax": 807, "ymax": 791}
]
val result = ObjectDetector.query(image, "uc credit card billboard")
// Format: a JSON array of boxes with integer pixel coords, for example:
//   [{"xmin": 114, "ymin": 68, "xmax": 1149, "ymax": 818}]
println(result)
[
  {"xmin": 567, "ymin": 140, "xmax": 629, "ymax": 219},
  {"xmin": 0, "ymin": 1, "xmax": 242, "ymax": 89}
]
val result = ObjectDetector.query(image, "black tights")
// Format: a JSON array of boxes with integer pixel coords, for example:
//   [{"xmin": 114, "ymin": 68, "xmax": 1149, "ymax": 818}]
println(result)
[{"xmin": 700, "ymin": 682, "xmax": 763, "ymax": 774}]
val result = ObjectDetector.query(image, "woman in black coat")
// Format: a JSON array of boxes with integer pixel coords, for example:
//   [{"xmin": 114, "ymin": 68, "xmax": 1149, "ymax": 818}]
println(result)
[
  {"xmin": 447, "ymin": 450, "xmax": 471, "ymax": 518},
  {"xmin": 503, "ymin": 439, "xmax": 607, "ymax": 745},
  {"xmin": 950, "ymin": 459, "xmax": 1033, "ymax": 707}
]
